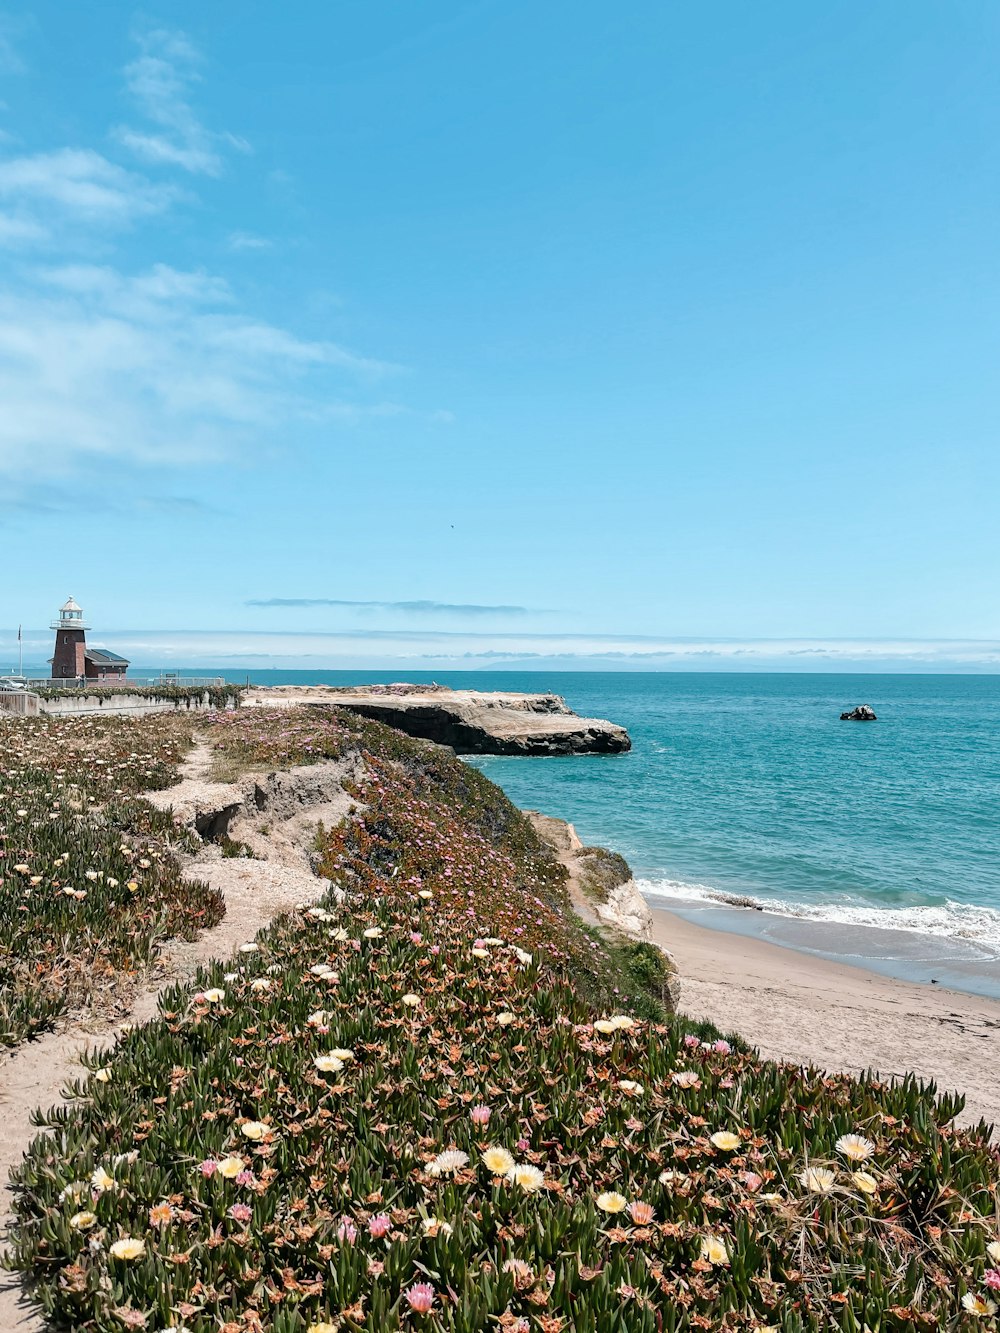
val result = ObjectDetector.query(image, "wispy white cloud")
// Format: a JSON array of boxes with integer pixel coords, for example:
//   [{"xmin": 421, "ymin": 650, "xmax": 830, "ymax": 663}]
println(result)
[
  {"xmin": 227, "ymin": 230, "xmax": 272, "ymax": 251},
  {"xmin": 0, "ymin": 148, "xmax": 175, "ymax": 223},
  {"xmin": 115, "ymin": 28, "xmax": 247, "ymax": 176},
  {"xmin": 0, "ymin": 28, "xmax": 412, "ymax": 484},
  {"xmin": 0, "ymin": 262, "xmax": 396, "ymax": 477}
]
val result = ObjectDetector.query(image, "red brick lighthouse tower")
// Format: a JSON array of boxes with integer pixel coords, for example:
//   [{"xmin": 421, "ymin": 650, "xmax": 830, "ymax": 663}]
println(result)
[{"xmin": 50, "ymin": 596, "xmax": 89, "ymax": 680}]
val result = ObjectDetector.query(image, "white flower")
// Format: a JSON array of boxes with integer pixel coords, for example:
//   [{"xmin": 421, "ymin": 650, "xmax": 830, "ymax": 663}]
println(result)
[
  {"xmin": 510, "ymin": 1164, "xmax": 545, "ymax": 1192},
  {"xmin": 402, "ymin": 993, "xmax": 421, "ymax": 1007},
  {"xmin": 482, "ymin": 1146, "xmax": 516, "ymax": 1175},
  {"xmin": 835, "ymin": 1133, "xmax": 874, "ymax": 1163},
  {"xmin": 962, "ymin": 1294, "xmax": 998, "ymax": 1317},
  {"xmin": 109, "ymin": 1237, "xmax": 145, "ymax": 1261},
  {"xmin": 362, "ymin": 926, "xmax": 383, "ymax": 940},
  {"xmin": 201, "ymin": 988, "xmax": 225, "ymax": 1004},
  {"xmin": 700, "ymin": 1234, "xmax": 730, "ymax": 1265},
  {"xmin": 421, "ymin": 1217, "xmax": 453, "ymax": 1237},
  {"xmin": 988, "ymin": 1240, "xmax": 1000, "ymax": 1264},
  {"xmin": 91, "ymin": 1166, "xmax": 115, "ymax": 1193},
  {"xmin": 618, "ymin": 1079, "xmax": 643, "ymax": 1094},
  {"xmin": 314, "ymin": 1054, "xmax": 345, "ymax": 1075},
  {"xmin": 672, "ymin": 1070, "xmax": 699, "ymax": 1088},
  {"xmin": 799, "ymin": 1166, "xmax": 836, "ymax": 1195},
  {"xmin": 511, "ymin": 947, "xmax": 533, "ymax": 966},
  {"xmin": 427, "ymin": 1149, "xmax": 470, "ymax": 1177}
]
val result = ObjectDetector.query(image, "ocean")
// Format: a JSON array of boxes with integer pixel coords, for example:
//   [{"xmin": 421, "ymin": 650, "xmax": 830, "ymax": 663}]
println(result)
[{"xmin": 209, "ymin": 670, "xmax": 1000, "ymax": 997}]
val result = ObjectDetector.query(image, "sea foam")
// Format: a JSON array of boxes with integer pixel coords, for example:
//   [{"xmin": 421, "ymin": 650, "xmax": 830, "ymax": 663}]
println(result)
[{"xmin": 637, "ymin": 877, "xmax": 1000, "ymax": 957}]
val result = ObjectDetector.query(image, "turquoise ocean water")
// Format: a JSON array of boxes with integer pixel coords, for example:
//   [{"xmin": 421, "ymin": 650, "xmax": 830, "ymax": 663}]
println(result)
[{"xmin": 202, "ymin": 671, "xmax": 1000, "ymax": 996}]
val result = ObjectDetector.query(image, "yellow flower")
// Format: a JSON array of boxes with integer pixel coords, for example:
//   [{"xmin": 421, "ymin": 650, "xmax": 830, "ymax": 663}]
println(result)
[
  {"xmin": 417, "ymin": 889, "xmax": 433, "ymax": 900},
  {"xmin": 217, "ymin": 1156, "xmax": 244, "ymax": 1179},
  {"xmin": 835, "ymin": 1133, "xmax": 875, "ymax": 1162},
  {"xmin": 330, "ymin": 1047, "xmax": 354, "ymax": 1061},
  {"xmin": 710, "ymin": 1131, "xmax": 741, "ymax": 1152},
  {"xmin": 482, "ymin": 1147, "xmax": 516, "ymax": 1176},
  {"xmin": 240, "ymin": 1120, "xmax": 270, "ymax": 1141},
  {"xmin": 609, "ymin": 1015, "xmax": 636, "ymax": 1031},
  {"xmin": 511, "ymin": 1165, "xmax": 545, "ymax": 1192},
  {"xmin": 70, "ymin": 1211, "xmax": 97, "ymax": 1230},
  {"xmin": 307, "ymin": 1324, "xmax": 339, "ymax": 1333},
  {"xmin": 593, "ymin": 1020, "xmax": 616, "ymax": 1035},
  {"xmin": 402, "ymin": 993, "xmax": 421, "ymax": 1007},
  {"xmin": 471, "ymin": 948, "xmax": 489, "ymax": 959},
  {"xmin": 496, "ymin": 1012, "xmax": 516, "ymax": 1026},
  {"xmin": 852, "ymin": 1171, "xmax": 878, "ymax": 1195},
  {"xmin": 314, "ymin": 1054, "xmax": 345, "ymax": 1074},
  {"xmin": 109, "ymin": 1237, "xmax": 146, "ymax": 1261},
  {"xmin": 362, "ymin": 926, "xmax": 383, "ymax": 939},
  {"xmin": 596, "ymin": 1191, "xmax": 628, "ymax": 1214},
  {"xmin": 700, "ymin": 1234, "xmax": 730, "ymax": 1266},
  {"xmin": 799, "ymin": 1166, "xmax": 837, "ymax": 1194}
]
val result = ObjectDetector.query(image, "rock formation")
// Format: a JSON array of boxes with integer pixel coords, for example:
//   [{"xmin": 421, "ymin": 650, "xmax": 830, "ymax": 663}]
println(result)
[
  {"xmin": 840, "ymin": 704, "xmax": 877, "ymax": 721},
  {"xmin": 246, "ymin": 684, "xmax": 631, "ymax": 756}
]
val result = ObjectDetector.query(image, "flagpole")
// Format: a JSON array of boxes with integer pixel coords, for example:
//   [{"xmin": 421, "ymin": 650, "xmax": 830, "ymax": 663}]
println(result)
[{"xmin": 18, "ymin": 625, "xmax": 22, "ymax": 677}]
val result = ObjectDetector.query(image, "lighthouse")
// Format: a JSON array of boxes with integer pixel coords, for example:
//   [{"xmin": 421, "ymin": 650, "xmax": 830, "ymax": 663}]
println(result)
[
  {"xmin": 50, "ymin": 597, "xmax": 88, "ymax": 679},
  {"xmin": 49, "ymin": 597, "xmax": 130, "ymax": 683}
]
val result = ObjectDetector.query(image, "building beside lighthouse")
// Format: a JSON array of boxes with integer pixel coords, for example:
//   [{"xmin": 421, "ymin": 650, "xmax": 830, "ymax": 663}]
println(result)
[{"xmin": 49, "ymin": 598, "xmax": 130, "ymax": 683}]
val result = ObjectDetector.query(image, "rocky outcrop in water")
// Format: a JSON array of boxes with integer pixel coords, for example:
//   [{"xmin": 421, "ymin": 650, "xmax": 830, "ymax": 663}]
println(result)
[
  {"xmin": 247, "ymin": 685, "xmax": 631, "ymax": 756},
  {"xmin": 841, "ymin": 704, "xmax": 877, "ymax": 721}
]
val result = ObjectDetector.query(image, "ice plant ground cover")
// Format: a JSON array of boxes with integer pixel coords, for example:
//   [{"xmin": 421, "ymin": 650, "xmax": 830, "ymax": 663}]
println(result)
[
  {"xmin": 0, "ymin": 715, "xmax": 224, "ymax": 1047},
  {"xmin": 5, "ymin": 708, "xmax": 1000, "ymax": 1331}
]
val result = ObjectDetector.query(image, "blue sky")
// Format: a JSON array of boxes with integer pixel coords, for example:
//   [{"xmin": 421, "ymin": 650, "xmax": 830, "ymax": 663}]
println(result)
[{"xmin": 2, "ymin": 2, "xmax": 999, "ymax": 672}]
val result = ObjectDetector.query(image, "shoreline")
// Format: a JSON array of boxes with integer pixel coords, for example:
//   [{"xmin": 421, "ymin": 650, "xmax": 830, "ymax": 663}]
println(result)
[{"xmin": 647, "ymin": 903, "xmax": 1000, "ymax": 1129}]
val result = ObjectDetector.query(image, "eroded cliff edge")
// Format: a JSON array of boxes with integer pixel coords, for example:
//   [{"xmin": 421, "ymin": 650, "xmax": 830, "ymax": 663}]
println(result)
[{"xmin": 245, "ymin": 684, "xmax": 631, "ymax": 756}]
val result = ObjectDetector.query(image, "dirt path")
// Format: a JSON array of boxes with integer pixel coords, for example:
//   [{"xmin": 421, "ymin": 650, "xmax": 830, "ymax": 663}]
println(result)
[{"xmin": 0, "ymin": 736, "xmax": 360, "ymax": 1330}]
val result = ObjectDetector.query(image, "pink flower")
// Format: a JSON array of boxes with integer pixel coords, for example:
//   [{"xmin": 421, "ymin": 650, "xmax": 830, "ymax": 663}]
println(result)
[
  {"xmin": 337, "ymin": 1218, "xmax": 358, "ymax": 1244},
  {"xmin": 410, "ymin": 932, "xmax": 423, "ymax": 944},
  {"xmin": 236, "ymin": 1170, "xmax": 257, "ymax": 1187},
  {"xmin": 470, "ymin": 1104, "xmax": 491, "ymax": 1127},
  {"xmin": 713, "ymin": 1040, "xmax": 732, "ymax": 1055},
  {"xmin": 517, "ymin": 1137, "xmax": 530, "ymax": 1151},
  {"xmin": 227, "ymin": 1203, "xmax": 252, "ymax": 1222},
  {"xmin": 985, "ymin": 1268, "xmax": 1000, "ymax": 1292},
  {"xmin": 199, "ymin": 1159, "xmax": 218, "ymax": 1177},
  {"xmin": 430, "ymin": 945, "xmax": 440, "ymax": 955},
  {"xmin": 628, "ymin": 1201, "xmax": 655, "ymax": 1225},
  {"xmin": 368, "ymin": 1212, "xmax": 391, "ymax": 1238},
  {"xmin": 741, "ymin": 1171, "xmax": 763, "ymax": 1193},
  {"xmin": 406, "ymin": 1283, "xmax": 436, "ymax": 1314},
  {"xmin": 683, "ymin": 1035, "xmax": 700, "ymax": 1049}
]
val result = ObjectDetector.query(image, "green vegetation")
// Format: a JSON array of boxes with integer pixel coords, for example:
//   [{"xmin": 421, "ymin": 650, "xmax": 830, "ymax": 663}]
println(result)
[
  {"xmin": 34, "ymin": 684, "xmax": 245, "ymax": 710},
  {"xmin": 0, "ymin": 714, "xmax": 224, "ymax": 1047},
  {"xmin": 4, "ymin": 708, "xmax": 1000, "ymax": 1331}
]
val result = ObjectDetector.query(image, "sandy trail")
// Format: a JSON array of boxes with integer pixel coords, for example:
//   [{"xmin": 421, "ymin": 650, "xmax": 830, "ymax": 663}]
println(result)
[
  {"xmin": 650, "ymin": 907, "xmax": 1000, "ymax": 1131},
  {"xmin": 0, "ymin": 738, "xmax": 356, "ymax": 1331}
]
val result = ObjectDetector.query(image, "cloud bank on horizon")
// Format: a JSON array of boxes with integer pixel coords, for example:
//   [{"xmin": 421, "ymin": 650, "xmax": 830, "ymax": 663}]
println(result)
[{"xmin": 3, "ymin": 625, "xmax": 999, "ymax": 674}]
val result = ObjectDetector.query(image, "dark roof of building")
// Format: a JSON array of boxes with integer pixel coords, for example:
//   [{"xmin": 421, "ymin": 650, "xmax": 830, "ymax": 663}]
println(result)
[{"xmin": 84, "ymin": 649, "xmax": 130, "ymax": 666}]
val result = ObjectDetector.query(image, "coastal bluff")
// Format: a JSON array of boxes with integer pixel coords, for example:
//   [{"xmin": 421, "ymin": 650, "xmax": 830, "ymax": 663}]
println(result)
[{"xmin": 245, "ymin": 683, "xmax": 631, "ymax": 756}]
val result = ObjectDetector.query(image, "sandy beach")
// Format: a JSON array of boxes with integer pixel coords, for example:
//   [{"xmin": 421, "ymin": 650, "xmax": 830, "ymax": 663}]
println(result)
[{"xmin": 649, "ymin": 905, "xmax": 1000, "ymax": 1130}]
